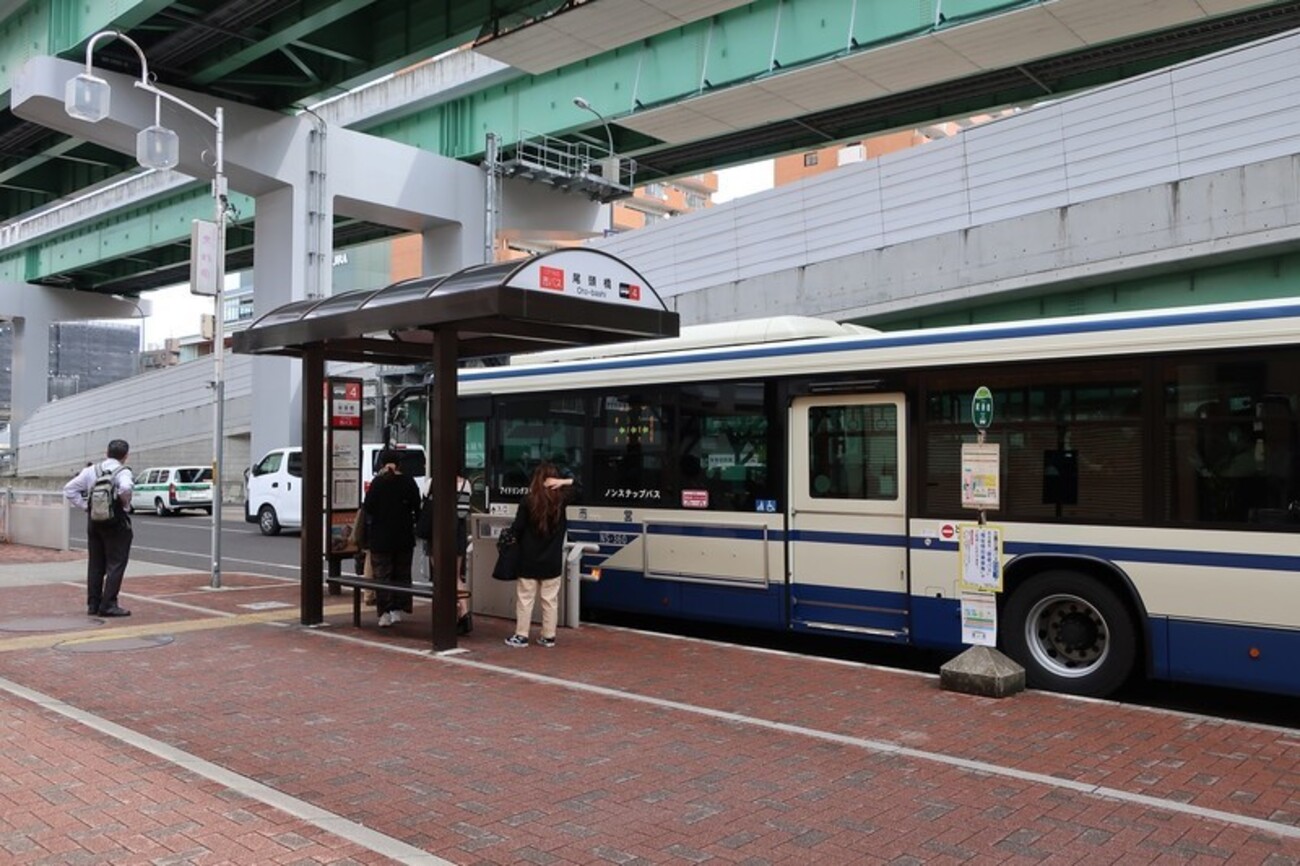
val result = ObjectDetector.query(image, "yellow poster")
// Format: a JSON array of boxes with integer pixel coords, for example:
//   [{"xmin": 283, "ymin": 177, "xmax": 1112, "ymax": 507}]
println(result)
[{"xmin": 958, "ymin": 524, "xmax": 1003, "ymax": 592}]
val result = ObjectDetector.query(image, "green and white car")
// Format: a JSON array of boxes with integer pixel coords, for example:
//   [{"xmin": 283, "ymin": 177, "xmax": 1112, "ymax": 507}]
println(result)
[{"xmin": 132, "ymin": 466, "xmax": 214, "ymax": 516}]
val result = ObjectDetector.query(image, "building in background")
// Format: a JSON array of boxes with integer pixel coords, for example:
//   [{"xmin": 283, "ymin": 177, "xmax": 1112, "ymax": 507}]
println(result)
[
  {"xmin": 46, "ymin": 322, "xmax": 140, "ymax": 401},
  {"xmin": 775, "ymin": 112, "xmax": 1017, "ymax": 185}
]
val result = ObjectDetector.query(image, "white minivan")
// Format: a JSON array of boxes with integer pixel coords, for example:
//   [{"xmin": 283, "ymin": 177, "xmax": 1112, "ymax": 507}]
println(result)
[{"xmin": 245, "ymin": 443, "xmax": 427, "ymax": 535}]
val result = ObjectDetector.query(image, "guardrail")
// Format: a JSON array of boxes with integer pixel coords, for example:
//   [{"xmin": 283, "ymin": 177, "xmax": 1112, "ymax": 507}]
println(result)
[{"xmin": 2, "ymin": 489, "xmax": 71, "ymax": 550}]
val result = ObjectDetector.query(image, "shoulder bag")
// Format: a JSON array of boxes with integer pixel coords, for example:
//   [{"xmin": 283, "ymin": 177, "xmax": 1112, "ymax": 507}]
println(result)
[{"xmin": 492, "ymin": 526, "xmax": 520, "ymax": 581}]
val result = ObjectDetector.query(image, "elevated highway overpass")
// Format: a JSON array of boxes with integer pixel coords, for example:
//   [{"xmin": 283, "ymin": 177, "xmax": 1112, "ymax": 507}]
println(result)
[
  {"xmin": 16, "ymin": 28, "xmax": 1300, "ymax": 482},
  {"xmin": 4, "ymin": 0, "xmax": 1300, "ymax": 471}
]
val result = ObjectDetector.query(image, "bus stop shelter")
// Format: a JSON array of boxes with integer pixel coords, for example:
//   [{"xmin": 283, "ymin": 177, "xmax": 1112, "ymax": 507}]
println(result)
[{"xmin": 232, "ymin": 249, "xmax": 678, "ymax": 650}]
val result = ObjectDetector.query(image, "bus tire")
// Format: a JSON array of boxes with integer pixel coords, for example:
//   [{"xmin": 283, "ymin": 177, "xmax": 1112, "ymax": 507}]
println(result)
[
  {"xmin": 258, "ymin": 505, "xmax": 281, "ymax": 536},
  {"xmin": 1002, "ymin": 570, "xmax": 1137, "ymax": 698}
]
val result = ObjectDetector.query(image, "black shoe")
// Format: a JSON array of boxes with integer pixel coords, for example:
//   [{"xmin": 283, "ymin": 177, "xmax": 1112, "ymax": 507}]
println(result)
[
  {"xmin": 87, "ymin": 606, "xmax": 98, "ymax": 616},
  {"xmin": 456, "ymin": 615, "xmax": 472, "ymax": 636},
  {"xmin": 98, "ymin": 606, "xmax": 131, "ymax": 617}
]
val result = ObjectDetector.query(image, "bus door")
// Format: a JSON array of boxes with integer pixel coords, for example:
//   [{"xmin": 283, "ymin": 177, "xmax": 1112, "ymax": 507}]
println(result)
[{"xmin": 789, "ymin": 395, "xmax": 908, "ymax": 638}]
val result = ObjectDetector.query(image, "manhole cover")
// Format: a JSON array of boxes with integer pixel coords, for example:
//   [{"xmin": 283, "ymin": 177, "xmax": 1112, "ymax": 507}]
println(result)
[
  {"xmin": 54, "ymin": 634, "xmax": 175, "ymax": 653},
  {"xmin": 0, "ymin": 616, "xmax": 104, "ymax": 633}
]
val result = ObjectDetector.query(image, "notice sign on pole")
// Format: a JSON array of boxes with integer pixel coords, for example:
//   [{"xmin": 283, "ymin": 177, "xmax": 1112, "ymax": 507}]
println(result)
[
  {"xmin": 328, "ymin": 380, "xmax": 362, "ymax": 428},
  {"xmin": 960, "ymin": 591, "xmax": 998, "ymax": 646},
  {"xmin": 958, "ymin": 524, "xmax": 1004, "ymax": 592},
  {"xmin": 961, "ymin": 442, "xmax": 1000, "ymax": 509},
  {"xmin": 190, "ymin": 219, "xmax": 219, "ymax": 296},
  {"xmin": 325, "ymin": 377, "xmax": 364, "ymax": 554}
]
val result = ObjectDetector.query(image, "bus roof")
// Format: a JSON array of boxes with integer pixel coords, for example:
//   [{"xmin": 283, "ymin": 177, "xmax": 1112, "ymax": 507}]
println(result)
[
  {"xmin": 457, "ymin": 297, "xmax": 1300, "ymax": 394},
  {"xmin": 512, "ymin": 316, "xmax": 876, "ymax": 364}
]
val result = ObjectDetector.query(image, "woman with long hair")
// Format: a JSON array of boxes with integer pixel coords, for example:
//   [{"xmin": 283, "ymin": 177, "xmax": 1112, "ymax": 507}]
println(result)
[{"xmin": 504, "ymin": 461, "xmax": 577, "ymax": 648}]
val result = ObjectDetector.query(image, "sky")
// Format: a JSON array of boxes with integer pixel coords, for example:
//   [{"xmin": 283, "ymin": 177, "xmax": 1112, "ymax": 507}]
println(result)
[
  {"xmin": 136, "ymin": 159, "xmax": 777, "ymax": 349},
  {"xmin": 714, "ymin": 159, "xmax": 774, "ymax": 204},
  {"xmin": 141, "ymin": 282, "xmax": 220, "ymax": 349}
]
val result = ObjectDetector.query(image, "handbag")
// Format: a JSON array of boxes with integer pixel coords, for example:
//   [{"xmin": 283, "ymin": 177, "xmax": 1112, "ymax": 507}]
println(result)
[{"xmin": 492, "ymin": 527, "xmax": 519, "ymax": 581}]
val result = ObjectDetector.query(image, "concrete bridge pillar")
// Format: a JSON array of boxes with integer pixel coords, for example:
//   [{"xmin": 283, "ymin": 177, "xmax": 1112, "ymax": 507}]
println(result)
[{"xmin": 250, "ymin": 186, "xmax": 309, "ymax": 462}]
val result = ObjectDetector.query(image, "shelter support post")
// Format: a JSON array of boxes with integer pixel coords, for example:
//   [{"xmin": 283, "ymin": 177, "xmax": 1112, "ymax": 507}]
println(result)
[
  {"xmin": 430, "ymin": 328, "xmax": 460, "ymax": 650},
  {"xmin": 301, "ymin": 346, "xmax": 325, "ymax": 624}
]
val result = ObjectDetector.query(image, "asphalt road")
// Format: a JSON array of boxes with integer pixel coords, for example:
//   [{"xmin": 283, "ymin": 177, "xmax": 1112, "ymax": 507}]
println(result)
[{"xmin": 69, "ymin": 506, "xmax": 303, "ymax": 580}]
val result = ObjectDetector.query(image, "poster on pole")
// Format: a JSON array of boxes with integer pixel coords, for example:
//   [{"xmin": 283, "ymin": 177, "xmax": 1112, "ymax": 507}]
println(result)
[
  {"xmin": 958, "ymin": 523, "xmax": 1004, "ymax": 592},
  {"xmin": 961, "ymin": 442, "xmax": 1001, "ymax": 509},
  {"xmin": 960, "ymin": 591, "xmax": 998, "ymax": 646},
  {"xmin": 330, "ymin": 511, "xmax": 358, "ymax": 554}
]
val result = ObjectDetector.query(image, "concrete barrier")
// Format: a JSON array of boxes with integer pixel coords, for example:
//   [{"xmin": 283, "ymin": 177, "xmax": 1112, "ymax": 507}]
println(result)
[{"xmin": 4, "ymin": 488, "xmax": 71, "ymax": 550}]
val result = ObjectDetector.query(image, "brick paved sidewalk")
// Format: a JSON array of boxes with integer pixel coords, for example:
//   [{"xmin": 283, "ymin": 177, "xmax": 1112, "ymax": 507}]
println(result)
[
  {"xmin": 0, "ymin": 566, "xmax": 1296, "ymax": 865},
  {"xmin": 0, "ymin": 689, "xmax": 393, "ymax": 864}
]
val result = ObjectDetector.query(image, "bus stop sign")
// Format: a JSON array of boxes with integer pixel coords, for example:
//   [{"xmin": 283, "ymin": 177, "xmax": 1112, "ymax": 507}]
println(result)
[{"xmin": 972, "ymin": 386, "xmax": 994, "ymax": 430}]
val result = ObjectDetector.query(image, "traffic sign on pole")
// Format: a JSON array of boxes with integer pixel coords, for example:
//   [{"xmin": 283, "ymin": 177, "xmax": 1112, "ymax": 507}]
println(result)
[{"xmin": 971, "ymin": 386, "xmax": 994, "ymax": 430}]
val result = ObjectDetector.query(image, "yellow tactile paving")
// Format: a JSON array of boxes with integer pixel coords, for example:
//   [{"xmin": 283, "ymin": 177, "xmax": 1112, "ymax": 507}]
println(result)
[{"xmin": 0, "ymin": 603, "xmax": 355, "ymax": 652}]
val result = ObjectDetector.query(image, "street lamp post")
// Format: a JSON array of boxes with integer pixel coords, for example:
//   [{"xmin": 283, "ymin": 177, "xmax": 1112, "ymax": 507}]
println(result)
[
  {"xmin": 572, "ymin": 96, "xmax": 618, "ymax": 183},
  {"xmin": 65, "ymin": 30, "xmax": 228, "ymax": 589}
]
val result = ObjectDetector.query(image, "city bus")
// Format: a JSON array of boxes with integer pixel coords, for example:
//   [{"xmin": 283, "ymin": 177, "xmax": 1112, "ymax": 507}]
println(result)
[{"xmin": 417, "ymin": 299, "xmax": 1299, "ymax": 698}]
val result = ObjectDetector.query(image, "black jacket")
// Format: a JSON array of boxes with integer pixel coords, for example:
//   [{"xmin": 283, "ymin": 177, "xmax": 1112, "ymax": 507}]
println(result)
[
  {"xmin": 363, "ymin": 471, "xmax": 420, "ymax": 553},
  {"xmin": 510, "ymin": 485, "xmax": 578, "ymax": 579}
]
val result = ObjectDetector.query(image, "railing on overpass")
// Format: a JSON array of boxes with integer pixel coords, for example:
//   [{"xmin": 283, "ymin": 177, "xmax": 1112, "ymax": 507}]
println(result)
[{"xmin": 500, "ymin": 130, "xmax": 636, "ymax": 203}]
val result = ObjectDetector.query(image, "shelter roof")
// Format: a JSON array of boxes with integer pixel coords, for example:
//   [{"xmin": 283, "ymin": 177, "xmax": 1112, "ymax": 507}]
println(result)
[{"xmin": 232, "ymin": 249, "xmax": 678, "ymax": 364}]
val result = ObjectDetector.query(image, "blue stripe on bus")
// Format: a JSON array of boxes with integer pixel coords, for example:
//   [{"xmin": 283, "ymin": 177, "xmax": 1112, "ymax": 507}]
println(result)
[
  {"xmin": 789, "ymin": 529, "xmax": 904, "ymax": 547},
  {"xmin": 575, "ymin": 521, "xmax": 1300, "ymax": 573},
  {"xmin": 646, "ymin": 523, "xmax": 769, "ymax": 541},
  {"xmin": 910, "ymin": 537, "xmax": 1300, "ymax": 572},
  {"xmin": 462, "ymin": 301, "xmax": 1300, "ymax": 383}
]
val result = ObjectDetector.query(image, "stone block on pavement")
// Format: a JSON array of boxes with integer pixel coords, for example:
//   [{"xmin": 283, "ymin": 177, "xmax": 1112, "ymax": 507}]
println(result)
[{"xmin": 939, "ymin": 645, "xmax": 1025, "ymax": 698}]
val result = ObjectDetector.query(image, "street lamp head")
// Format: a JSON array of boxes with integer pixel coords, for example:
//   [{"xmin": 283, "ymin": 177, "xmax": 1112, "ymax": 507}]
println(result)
[
  {"xmin": 136, "ymin": 123, "xmax": 180, "ymax": 170},
  {"xmin": 573, "ymin": 96, "xmax": 591, "ymax": 111},
  {"xmin": 65, "ymin": 72, "xmax": 111, "ymax": 123}
]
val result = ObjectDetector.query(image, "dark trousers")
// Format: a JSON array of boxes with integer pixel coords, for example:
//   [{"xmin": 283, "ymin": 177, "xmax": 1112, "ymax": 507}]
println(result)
[
  {"xmin": 370, "ymin": 548, "xmax": 413, "ymax": 615},
  {"xmin": 87, "ymin": 517, "xmax": 133, "ymax": 612}
]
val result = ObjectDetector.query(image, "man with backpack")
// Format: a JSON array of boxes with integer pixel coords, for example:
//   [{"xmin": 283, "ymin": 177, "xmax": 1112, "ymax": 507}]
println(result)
[{"xmin": 63, "ymin": 439, "xmax": 135, "ymax": 617}]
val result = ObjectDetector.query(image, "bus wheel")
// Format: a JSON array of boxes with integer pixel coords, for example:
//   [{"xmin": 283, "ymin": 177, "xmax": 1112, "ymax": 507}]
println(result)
[
  {"xmin": 258, "ymin": 505, "xmax": 281, "ymax": 536},
  {"xmin": 1002, "ymin": 570, "xmax": 1137, "ymax": 698}
]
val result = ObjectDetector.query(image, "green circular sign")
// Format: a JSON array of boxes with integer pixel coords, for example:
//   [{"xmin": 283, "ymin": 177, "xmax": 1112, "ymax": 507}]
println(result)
[{"xmin": 972, "ymin": 386, "xmax": 994, "ymax": 430}]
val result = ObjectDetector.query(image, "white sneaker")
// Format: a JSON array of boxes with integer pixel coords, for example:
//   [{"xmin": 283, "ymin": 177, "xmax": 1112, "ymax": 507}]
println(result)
[
  {"xmin": 378, "ymin": 612, "xmax": 392, "ymax": 628},
  {"xmin": 389, "ymin": 610, "xmax": 402, "ymax": 625}
]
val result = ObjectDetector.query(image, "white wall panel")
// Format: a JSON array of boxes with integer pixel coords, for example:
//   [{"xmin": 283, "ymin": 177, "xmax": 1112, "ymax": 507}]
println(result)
[
  {"xmin": 877, "ymin": 137, "xmax": 970, "ymax": 244},
  {"xmin": 799, "ymin": 167, "xmax": 884, "ymax": 264},
  {"xmin": 965, "ymin": 106, "xmax": 1068, "ymax": 222},
  {"xmin": 20, "ymin": 354, "xmax": 255, "ymax": 476}
]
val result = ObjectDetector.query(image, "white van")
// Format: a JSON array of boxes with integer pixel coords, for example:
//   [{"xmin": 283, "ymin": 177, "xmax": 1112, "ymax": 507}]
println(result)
[{"xmin": 245, "ymin": 443, "xmax": 427, "ymax": 535}]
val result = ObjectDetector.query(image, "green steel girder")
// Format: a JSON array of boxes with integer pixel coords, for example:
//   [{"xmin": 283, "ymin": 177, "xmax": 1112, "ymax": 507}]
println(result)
[
  {"xmin": 6, "ymin": 0, "xmax": 1300, "ymax": 291},
  {"xmin": 59, "ymin": 217, "xmax": 256, "ymax": 291},
  {"xmin": 0, "ymin": 142, "xmax": 134, "ymax": 214},
  {"xmin": 0, "ymin": 0, "xmax": 173, "ymax": 88},
  {"xmin": 189, "ymin": 0, "xmax": 376, "ymax": 85},
  {"xmin": 0, "ymin": 183, "xmax": 255, "ymax": 288},
  {"xmin": 371, "ymin": 0, "xmax": 1033, "ymax": 159}
]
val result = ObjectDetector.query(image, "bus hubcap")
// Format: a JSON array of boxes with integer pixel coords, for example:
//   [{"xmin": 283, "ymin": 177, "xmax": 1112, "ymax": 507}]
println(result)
[{"xmin": 1025, "ymin": 593, "xmax": 1108, "ymax": 678}]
